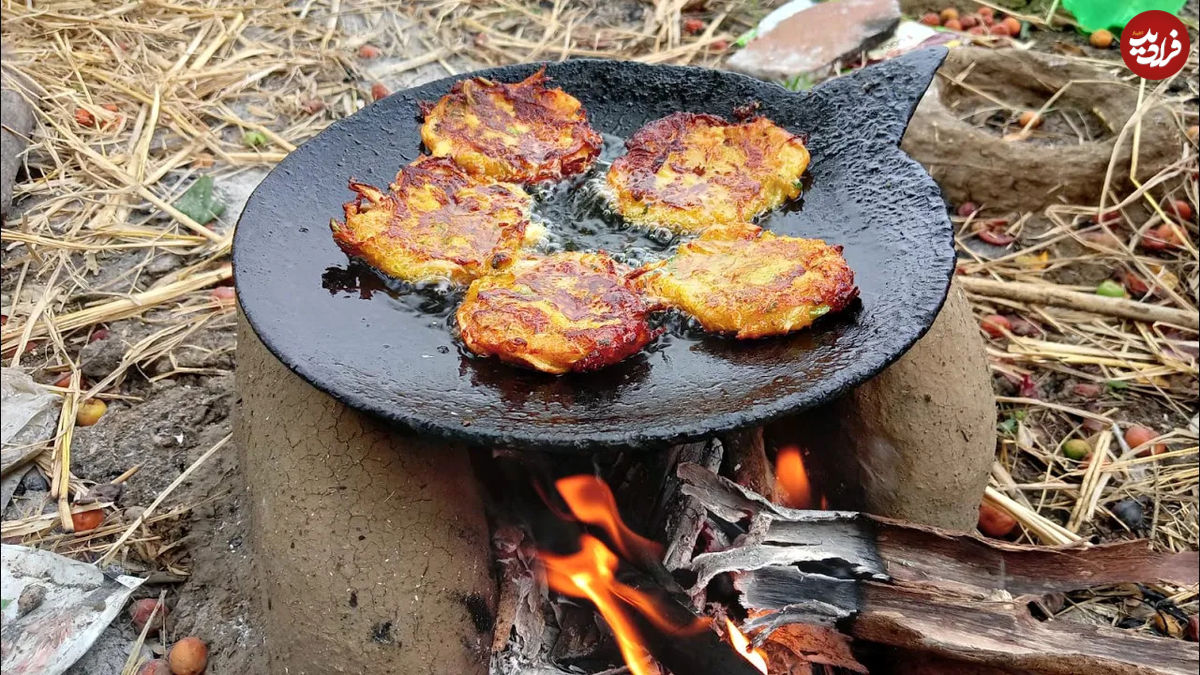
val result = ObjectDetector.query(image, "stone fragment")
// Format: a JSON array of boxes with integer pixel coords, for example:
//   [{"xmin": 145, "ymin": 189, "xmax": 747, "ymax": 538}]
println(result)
[
  {"xmin": 0, "ymin": 86, "xmax": 36, "ymax": 216},
  {"xmin": 727, "ymin": 0, "xmax": 900, "ymax": 79}
]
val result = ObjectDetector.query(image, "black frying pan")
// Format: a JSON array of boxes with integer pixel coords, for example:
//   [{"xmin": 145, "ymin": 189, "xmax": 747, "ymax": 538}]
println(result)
[{"xmin": 233, "ymin": 48, "xmax": 953, "ymax": 452}]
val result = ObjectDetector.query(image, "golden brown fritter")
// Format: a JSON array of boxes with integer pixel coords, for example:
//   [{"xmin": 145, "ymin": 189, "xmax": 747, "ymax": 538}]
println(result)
[
  {"xmin": 330, "ymin": 156, "xmax": 541, "ymax": 285},
  {"xmin": 456, "ymin": 252, "xmax": 660, "ymax": 374},
  {"xmin": 420, "ymin": 69, "xmax": 602, "ymax": 184},
  {"xmin": 634, "ymin": 224, "xmax": 857, "ymax": 339},
  {"xmin": 607, "ymin": 112, "xmax": 810, "ymax": 233}
]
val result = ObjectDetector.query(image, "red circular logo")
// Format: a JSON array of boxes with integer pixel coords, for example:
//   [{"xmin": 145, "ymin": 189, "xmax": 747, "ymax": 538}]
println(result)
[{"xmin": 1121, "ymin": 11, "xmax": 1190, "ymax": 80}]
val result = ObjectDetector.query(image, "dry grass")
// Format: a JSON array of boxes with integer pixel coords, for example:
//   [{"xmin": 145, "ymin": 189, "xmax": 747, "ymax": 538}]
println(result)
[
  {"xmin": 1, "ymin": 0, "xmax": 364, "ymax": 568},
  {"xmin": 951, "ymin": 53, "xmax": 1199, "ymax": 555},
  {"xmin": 0, "ymin": 0, "xmax": 771, "ymax": 567},
  {"xmin": 410, "ymin": 0, "xmax": 752, "ymax": 67},
  {"xmin": 0, "ymin": 0, "xmax": 1196, "ymax": 641},
  {"xmin": 952, "ymin": 37, "xmax": 1200, "ymax": 633}
]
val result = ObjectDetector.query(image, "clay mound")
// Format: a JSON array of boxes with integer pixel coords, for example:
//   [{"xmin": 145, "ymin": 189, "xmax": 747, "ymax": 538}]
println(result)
[
  {"xmin": 902, "ymin": 48, "xmax": 1176, "ymax": 213},
  {"xmin": 768, "ymin": 282, "xmax": 995, "ymax": 530}
]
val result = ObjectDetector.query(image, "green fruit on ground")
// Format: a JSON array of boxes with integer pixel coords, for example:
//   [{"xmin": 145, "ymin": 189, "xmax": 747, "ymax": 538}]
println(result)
[{"xmin": 1063, "ymin": 438, "xmax": 1091, "ymax": 460}]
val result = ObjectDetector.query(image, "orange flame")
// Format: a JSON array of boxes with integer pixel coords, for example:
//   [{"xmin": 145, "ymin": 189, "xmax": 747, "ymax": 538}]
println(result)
[
  {"xmin": 542, "ymin": 535, "xmax": 660, "ymax": 675},
  {"xmin": 775, "ymin": 445, "xmax": 813, "ymax": 509},
  {"xmin": 555, "ymin": 475, "xmax": 663, "ymax": 561},
  {"xmin": 542, "ymin": 476, "xmax": 729, "ymax": 675},
  {"xmin": 725, "ymin": 618, "xmax": 769, "ymax": 674}
]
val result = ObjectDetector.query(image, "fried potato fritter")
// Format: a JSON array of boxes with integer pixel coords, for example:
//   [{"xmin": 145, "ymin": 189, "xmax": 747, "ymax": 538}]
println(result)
[
  {"xmin": 420, "ymin": 69, "xmax": 602, "ymax": 183},
  {"xmin": 607, "ymin": 112, "xmax": 810, "ymax": 233},
  {"xmin": 331, "ymin": 156, "xmax": 541, "ymax": 285},
  {"xmin": 456, "ymin": 252, "xmax": 660, "ymax": 374},
  {"xmin": 635, "ymin": 224, "xmax": 857, "ymax": 339}
]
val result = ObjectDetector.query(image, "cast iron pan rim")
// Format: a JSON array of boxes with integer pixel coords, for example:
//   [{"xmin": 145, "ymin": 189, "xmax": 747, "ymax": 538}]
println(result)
[{"xmin": 233, "ymin": 53, "xmax": 954, "ymax": 451}]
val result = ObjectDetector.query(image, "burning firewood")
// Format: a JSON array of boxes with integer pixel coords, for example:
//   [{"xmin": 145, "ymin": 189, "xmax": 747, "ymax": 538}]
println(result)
[
  {"xmin": 489, "ymin": 442, "xmax": 1196, "ymax": 675},
  {"xmin": 717, "ymin": 428, "xmax": 777, "ymax": 503},
  {"xmin": 538, "ymin": 475, "xmax": 767, "ymax": 675},
  {"xmin": 676, "ymin": 462, "xmax": 1200, "ymax": 675},
  {"xmin": 487, "ymin": 449, "xmax": 767, "ymax": 675}
]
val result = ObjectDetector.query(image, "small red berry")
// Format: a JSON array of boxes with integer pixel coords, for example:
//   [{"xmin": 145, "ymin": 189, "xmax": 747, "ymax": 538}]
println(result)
[
  {"xmin": 1122, "ymin": 271, "xmax": 1150, "ymax": 296},
  {"xmin": 980, "ymin": 314, "xmax": 1011, "ymax": 338},
  {"xmin": 71, "ymin": 509, "xmax": 105, "ymax": 532},
  {"xmin": 1143, "ymin": 224, "xmax": 1184, "ymax": 250},
  {"xmin": 1169, "ymin": 199, "xmax": 1193, "ymax": 222},
  {"xmin": 129, "ymin": 598, "xmax": 169, "ymax": 634},
  {"xmin": 211, "ymin": 286, "xmax": 236, "ymax": 303},
  {"xmin": 978, "ymin": 502, "xmax": 1017, "ymax": 537}
]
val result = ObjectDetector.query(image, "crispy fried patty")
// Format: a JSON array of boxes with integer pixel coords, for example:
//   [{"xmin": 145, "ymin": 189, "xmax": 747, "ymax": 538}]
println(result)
[
  {"xmin": 635, "ymin": 224, "xmax": 857, "ymax": 339},
  {"xmin": 456, "ymin": 252, "xmax": 660, "ymax": 374},
  {"xmin": 330, "ymin": 156, "xmax": 540, "ymax": 285},
  {"xmin": 420, "ymin": 69, "xmax": 602, "ymax": 184},
  {"xmin": 607, "ymin": 113, "xmax": 810, "ymax": 233}
]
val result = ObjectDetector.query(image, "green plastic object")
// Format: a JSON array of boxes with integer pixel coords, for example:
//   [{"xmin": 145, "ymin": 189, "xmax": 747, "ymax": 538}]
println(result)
[{"xmin": 1062, "ymin": 0, "xmax": 1187, "ymax": 32}]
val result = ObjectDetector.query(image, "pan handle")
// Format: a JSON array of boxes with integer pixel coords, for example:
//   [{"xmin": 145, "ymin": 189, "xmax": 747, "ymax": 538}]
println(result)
[{"xmin": 802, "ymin": 46, "xmax": 948, "ymax": 150}]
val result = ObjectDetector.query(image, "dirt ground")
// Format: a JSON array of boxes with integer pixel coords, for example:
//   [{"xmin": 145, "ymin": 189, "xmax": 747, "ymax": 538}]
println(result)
[{"xmin": 1, "ymin": 0, "xmax": 1197, "ymax": 673}]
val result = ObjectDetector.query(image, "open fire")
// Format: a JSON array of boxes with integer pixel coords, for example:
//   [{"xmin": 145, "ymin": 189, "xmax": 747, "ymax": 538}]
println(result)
[
  {"xmin": 725, "ymin": 618, "xmax": 769, "ymax": 673},
  {"xmin": 539, "ymin": 474, "xmax": 782, "ymax": 675},
  {"xmin": 500, "ymin": 431, "xmax": 1200, "ymax": 675},
  {"xmin": 541, "ymin": 534, "xmax": 675, "ymax": 675},
  {"xmin": 775, "ymin": 444, "xmax": 827, "ymax": 510}
]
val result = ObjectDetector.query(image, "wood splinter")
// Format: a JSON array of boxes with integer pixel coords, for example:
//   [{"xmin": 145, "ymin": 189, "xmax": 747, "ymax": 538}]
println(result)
[{"xmin": 959, "ymin": 276, "xmax": 1199, "ymax": 329}]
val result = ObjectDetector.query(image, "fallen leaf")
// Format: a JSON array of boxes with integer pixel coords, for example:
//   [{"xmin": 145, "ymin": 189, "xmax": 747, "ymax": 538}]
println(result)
[
  {"xmin": 1146, "ymin": 264, "xmax": 1179, "ymax": 291},
  {"xmin": 174, "ymin": 176, "xmax": 225, "ymax": 225},
  {"xmin": 1007, "ymin": 315, "xmax": 1041, "ymax": 336},
  {"xmin": 1015, "ymin": 250, "xmax": 1050, "ymax": 270},
  {"xmin": 1051, "ymin": 41, "xmax": 1086, "ymax": 56},
  {"xmin": 243, "ymin": 130, "xmax": 269, "ymax": 148}
]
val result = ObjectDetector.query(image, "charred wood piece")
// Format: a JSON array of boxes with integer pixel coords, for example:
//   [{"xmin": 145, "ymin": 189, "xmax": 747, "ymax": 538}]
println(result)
[{"xmin": 676, "ymin": 461, "xmax": 1200, "ymax": 675}]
